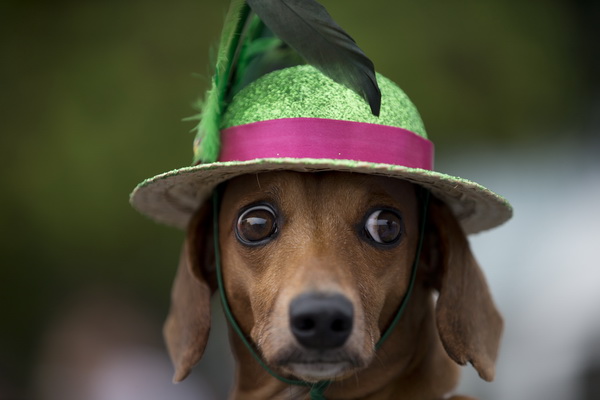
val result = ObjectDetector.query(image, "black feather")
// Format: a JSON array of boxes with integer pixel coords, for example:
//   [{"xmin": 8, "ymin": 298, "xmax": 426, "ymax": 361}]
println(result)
[
  {"xmin": 227, "ymin": 17, "xmax": 305, "ymax": 99},
  {"xmin": 246, "ymin": 0, "xmax": 381, "ymax": 116}
]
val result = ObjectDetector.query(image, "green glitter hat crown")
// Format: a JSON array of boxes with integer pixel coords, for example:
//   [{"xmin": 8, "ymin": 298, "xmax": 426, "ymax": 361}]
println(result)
[{"xmin": 221, "ymin": 65, "xmax": 426, "ymax": 136}]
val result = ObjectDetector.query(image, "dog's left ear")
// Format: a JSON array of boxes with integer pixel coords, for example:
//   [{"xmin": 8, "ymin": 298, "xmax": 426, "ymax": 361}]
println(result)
[
  {"xmin": 163, "ymin": 201, "xmax": 215, "ymax": 383},
  {"xmin": 423, "ymin": 197, "xmax": 503, "ymax": 381}
]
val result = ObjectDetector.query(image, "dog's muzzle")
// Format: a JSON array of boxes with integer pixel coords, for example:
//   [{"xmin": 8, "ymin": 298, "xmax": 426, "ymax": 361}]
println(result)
[{"xmin": 289, "ymin": 293, "xmax": 354, "ymax": 350}]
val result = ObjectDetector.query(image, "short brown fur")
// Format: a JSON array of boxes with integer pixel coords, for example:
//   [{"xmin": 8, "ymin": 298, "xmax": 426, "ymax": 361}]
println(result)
[{"xmin": 164, "ymin": 171, "xmax": 503, "ymax": 399}]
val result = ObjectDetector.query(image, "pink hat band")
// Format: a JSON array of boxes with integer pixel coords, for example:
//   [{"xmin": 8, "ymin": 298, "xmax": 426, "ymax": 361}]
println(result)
[{"xmin": 219, "ymin": 118, "xmax": 434, "ymax": 170}]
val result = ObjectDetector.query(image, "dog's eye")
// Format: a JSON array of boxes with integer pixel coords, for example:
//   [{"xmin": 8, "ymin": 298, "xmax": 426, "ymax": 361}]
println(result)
[
  {"xmin": 236, "ymin": 205, "xmax": 278, "ymax": 244},
  {"xmin": 364, "ymin": 209, "xmax": 403, "ymax": 245}
]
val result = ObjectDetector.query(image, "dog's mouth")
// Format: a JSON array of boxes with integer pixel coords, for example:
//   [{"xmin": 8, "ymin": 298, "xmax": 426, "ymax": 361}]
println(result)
[
  {"xmin": 286, "ymin": 361, "xmax": 352, "ymax": 381},
  {"xmin": 273, "ymin": 349, "xmax": 367, "ymax": 382}
]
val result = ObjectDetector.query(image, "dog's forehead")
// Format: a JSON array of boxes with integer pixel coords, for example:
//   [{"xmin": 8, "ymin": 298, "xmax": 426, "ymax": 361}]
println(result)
[{"xmin": 223, "ymin": 171, "xmax": 417, "ymax": 208}]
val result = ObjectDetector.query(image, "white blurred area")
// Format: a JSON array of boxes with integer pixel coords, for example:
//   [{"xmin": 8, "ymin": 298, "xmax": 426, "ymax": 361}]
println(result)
[
  {"xmin": 449, "ymin": 139, "xmax": 600, "ymax": 399},
  {"xmin": 33, "ymin": 288, "xmax": 225, "ymax": 400}
]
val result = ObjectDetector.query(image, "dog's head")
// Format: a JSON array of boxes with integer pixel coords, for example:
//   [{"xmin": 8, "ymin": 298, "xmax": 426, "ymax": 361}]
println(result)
[{"xmin": 164, "ymin": 171, "xmax": 502, "ymax": 384}]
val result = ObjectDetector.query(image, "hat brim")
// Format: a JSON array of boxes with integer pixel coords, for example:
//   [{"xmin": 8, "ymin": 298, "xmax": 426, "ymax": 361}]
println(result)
[{"xmin": 130, "ymin": 158, "xmax": 512, "ymax": 234}]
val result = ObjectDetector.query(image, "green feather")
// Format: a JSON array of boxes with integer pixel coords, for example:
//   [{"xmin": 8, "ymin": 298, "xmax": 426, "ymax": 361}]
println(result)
[
  {"xmin": 230, "ymin": 26, "xmax": 305, "ymax": 96},
  {"xmin": 192, "ymin": 0, "xmax": 251, "ymax": 164}
]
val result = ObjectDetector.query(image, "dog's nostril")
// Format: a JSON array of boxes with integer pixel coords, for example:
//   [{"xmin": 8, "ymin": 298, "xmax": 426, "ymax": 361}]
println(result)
[
  {"xmin": 331, "ymin": 317, "xmax": 349, "ymax": 332},
  {"xmin": 295, "ymin": 317, "xmax": 316, "ymax": 331},
  {"xmin": 289, "ymin": 293, "xmax": 354, "ymax": 350}
]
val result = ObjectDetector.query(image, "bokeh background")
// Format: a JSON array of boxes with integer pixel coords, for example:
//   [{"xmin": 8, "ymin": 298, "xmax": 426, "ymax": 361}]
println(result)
[{"xmin": 1, "ymin": 0, "xmax": 598, "ymax": 399}]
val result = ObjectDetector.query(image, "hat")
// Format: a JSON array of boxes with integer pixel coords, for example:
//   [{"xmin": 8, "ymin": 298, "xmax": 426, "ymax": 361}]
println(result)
[{"xmin": 130, "ymin": 1, "xmax": 512, "ymax": 234}]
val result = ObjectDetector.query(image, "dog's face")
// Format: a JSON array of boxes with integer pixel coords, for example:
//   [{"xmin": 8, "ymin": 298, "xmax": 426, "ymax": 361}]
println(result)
[
  {"xmin": 164, "ymin": 170, "xmax": 502, "ymax": 386},
  {"xmin": 218, "ymin": 171, "xmax": 420, "ymax": 381}
]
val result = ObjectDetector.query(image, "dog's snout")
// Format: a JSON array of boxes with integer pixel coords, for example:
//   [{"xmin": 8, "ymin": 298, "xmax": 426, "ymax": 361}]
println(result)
[{"xmin": 289, "ymin": 293, "xmax": 354, "ymax": 350}]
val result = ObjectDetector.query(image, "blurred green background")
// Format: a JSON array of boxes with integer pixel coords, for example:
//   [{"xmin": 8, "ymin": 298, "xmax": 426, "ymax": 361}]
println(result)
[{"xmin": 0, "ymin": 0, "xmax": 596, "ymax": 398}]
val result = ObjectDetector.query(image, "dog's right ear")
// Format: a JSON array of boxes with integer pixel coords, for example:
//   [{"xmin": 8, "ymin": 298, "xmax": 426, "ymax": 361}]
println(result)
[
  {"xmin": 163, "ymin": 201, "xmax": 215, "ymax": 382},
  {"xmin": 422, "ymin": 197, "xmax": 503, "ymax": 382}
]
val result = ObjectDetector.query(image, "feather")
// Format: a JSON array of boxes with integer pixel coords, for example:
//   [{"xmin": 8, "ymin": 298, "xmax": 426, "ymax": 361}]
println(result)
[
  {"xmin": 228, "ymin": 20, "xmax": 304, "ymax": 97},
  {"xmin": 192, "ymin": 0, "xmax": 251, "ymax": 164},
  {"xmin": 246, "ymin": 0, "xmax": 381, "ymax": 116},
  {"xmin": 191, "ymin": 0, "xmax": 381, "ymax": 164}
]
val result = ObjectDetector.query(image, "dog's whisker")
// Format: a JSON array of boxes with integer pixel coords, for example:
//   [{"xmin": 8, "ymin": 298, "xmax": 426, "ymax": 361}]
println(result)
[
  {"xmin": 353, "ymin": 370, "xmax": 361, "ymax": 388},
  {"xmin": 372, "ymin": 348, "xmax": 386, "ymax": 369},
  {"xmin": 255, "ymin": 173, "xmax": 262, "ymax": 190}
]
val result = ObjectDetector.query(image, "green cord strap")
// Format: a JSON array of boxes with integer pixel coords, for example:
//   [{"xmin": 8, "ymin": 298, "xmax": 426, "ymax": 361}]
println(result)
[
  {"xmin": 212, "ymin": 189, "xmax": 430, "ymax": 399},
  {"xmin": 309, "ymin": 380, "xmax": 331, "ymax": 400},
  {"xmin": 376, "ymin": 189, "xmax": 430, "ymax": 349}
]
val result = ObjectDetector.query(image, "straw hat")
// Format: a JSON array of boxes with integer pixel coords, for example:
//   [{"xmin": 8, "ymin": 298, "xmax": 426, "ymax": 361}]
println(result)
[{"xmin": 130, "ymin": 2, "xmax": 512, "ymax": 234}]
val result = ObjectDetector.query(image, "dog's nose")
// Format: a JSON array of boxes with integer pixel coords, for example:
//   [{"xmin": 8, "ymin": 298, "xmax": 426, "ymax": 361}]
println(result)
[{"xmin": 289, "ymin": 293, "xmax": 354, "ymax": 350}]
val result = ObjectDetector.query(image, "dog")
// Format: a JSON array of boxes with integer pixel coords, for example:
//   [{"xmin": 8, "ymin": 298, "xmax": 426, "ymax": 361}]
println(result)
[{"xmin": 162, "ymin": 170, "xmax": 502, "ymax": 399}]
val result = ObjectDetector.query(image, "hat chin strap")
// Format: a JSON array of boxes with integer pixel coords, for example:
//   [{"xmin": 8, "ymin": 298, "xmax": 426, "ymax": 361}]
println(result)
[{"xmin": 211, "ymin": 189, "xmax": 430, "ymax": 399}]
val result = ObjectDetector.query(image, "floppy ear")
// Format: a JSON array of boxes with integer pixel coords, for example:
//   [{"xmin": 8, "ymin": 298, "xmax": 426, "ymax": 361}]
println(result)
[
  {"xmin": 163, "ymin": 201, "xmax": 215, "ymax": 382},
  {"xmin": 424, "ymin": 197, "xmax": 503, "ymax": 381}
]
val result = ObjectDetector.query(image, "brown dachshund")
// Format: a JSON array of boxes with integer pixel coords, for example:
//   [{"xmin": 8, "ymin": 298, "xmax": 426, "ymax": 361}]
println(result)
[{"xmin": 164, "ymin": 171, "xmax": 502, "ymax": 399}]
